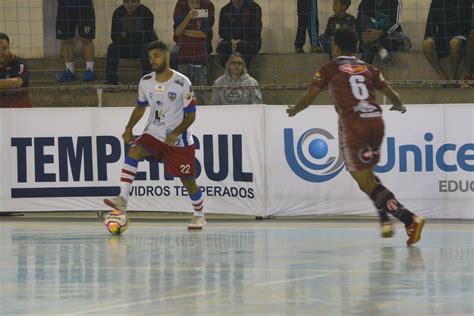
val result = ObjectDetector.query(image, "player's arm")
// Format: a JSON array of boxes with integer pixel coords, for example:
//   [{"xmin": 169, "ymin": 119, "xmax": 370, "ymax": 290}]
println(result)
[
  {"xmin": 287, "ymin": 85, "xmax": 322, "ymax": 117},
  {"xmin": 123, "ymin": 106, "xmax": 146, "ymax": 144},
  {"xmin": 382, "ymin": 85, "xmax": 406, "ymax": 113},
  {"xmin": 165, "ymin": 112, "xmax": 195, "ymax": 146}
]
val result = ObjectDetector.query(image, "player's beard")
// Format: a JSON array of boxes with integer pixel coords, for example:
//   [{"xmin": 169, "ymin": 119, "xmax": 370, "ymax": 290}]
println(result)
[{"xmin": 153, "ymin": 61, "xmax": 168, "ymax": 75}]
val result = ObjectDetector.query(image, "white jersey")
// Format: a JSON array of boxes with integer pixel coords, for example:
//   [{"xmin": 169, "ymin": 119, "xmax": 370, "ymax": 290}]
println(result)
[{"xmin": 137, "ymin": 70, "xmax": 196, "ymax": 147}]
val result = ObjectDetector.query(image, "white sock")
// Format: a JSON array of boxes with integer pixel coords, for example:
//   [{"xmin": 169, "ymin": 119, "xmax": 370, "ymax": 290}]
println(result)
[
  {"xmin": 86, "ymin": 61, "xmax": 94, "ymax": 71},
  {"xmin": 65, "ymin": 62, "xmax": 75, "ymax": 73}
]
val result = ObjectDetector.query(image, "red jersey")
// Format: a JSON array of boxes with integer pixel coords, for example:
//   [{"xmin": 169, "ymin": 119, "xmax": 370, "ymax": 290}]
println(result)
[{"xmin": 312, "ymin": 55, "xmax": 387, "ymax": 126}]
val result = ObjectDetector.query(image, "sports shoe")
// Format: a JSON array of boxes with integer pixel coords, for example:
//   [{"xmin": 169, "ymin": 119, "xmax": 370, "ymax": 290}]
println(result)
[
  {"xmin": 103, "ymin": 196, "xmax": 127, "ymax": 212},
  {"xmin": 295, "ymin": 47, "xmax": 305, "ymax": 54},
  {"xmin": 83, "ymin": 68, "xmax": 96, "ymax": 82},
  {"xmin": 187, "ymin": 216, "xmax": 206, "ymax": 230},
  {"xmin": 55, "ymin": 69, "xmax": 77, "ymax": 82},
  {"xmin": 381, "ymin": 221, "xmax": 394, "ymax": 238},
  {"xmin": 310, "ymin": 46, "xmax": 324, "ymax": 53},
  {"xmin": 379, "ymin": 48, "xmax": 391, "ymax": 64},
  {"xmin": 405, "ymin": 216, "xmax": 426, "ymax": 246}
]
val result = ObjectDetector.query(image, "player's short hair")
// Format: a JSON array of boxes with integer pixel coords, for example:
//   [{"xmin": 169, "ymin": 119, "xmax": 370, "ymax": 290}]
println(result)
[
  {"xmin": 333, "ymin": 27, "xmax": 358, "ymax": 54},
  {"xmin": 0, "ymin": 32, "xmax": 10, "ymax": 44},
  {"xmin": 337, "ymin": 0, "xmax": 351, "ymax": 8},
  {"xmin": 147, "ymin": 40, "xmax": 169, "ymax": 53}
]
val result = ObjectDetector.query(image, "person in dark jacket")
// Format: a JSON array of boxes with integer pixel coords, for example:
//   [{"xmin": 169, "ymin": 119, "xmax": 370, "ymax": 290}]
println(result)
[
  {"xmin": 356, "ymin": 0, "xmax": 404, "ymax": 64},
  {"xmin": 216, "ymin": 0, "xmax": 262, "ymax": 68},
  {"xmin": 319, "ymin": 0, "xmax": 356, "ymax": 59},
  {"xmin": 105, "ymin": 0, "xmax": 158, "ymax": 85},
  {"xmin": 0, "ymin": 33, "xmax": 32, "ymax": 108},
  {"xmin": 422, "ymin": 0, "xmax": 472, "ymax": 80}
]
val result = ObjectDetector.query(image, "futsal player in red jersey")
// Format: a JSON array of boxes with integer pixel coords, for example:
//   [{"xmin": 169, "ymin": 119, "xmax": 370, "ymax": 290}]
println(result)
[{"xmin": 287, "ymin": 27, "xmax": 425, "ymax": 246}]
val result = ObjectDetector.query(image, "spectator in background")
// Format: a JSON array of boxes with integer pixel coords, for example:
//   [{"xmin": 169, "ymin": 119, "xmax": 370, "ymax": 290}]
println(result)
[
  {"xmin": 295, "ymin": 0, "xmax": 322, "ymax": 53},
  {"xmin": 356, "ymin": 0, "xmax": 407, "ymax": 64},
  {"xmin": 423, "ymin": 0, "xmax": 472, "ymax": 81},
  {"xmin": 0, "ymin": 33, "xmax": 32, "ymax": 108},
  {"xmin": 173, "ymin": 0, "xmax": 212, "ymax": 86},
  {"xmin": 217, "ymin": 0, "xmax": 262, "ymax": 68},
  {"xmin": 171, "ymin": 0, "xmax": 215, "ymax": 70},
  {"xmin": 461, "ymin": 29, "xmax": 474, "ymax": 87},
  {"xmin": 105, "ymin": 0, "xmax": 157, "ymax": 85},
  {"xmin": 319, "ymin": 0, "xmax": 356, "ymax": 59},
  {"xmin": 55, "ymin": 0, "xmax": 96, "ymax": 82},
  {"xmin": 211, "ymin": 52, "xmax": 262, "ymax": 105}
]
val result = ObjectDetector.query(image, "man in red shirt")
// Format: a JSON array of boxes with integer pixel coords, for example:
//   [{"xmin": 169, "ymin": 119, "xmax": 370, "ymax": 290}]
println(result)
[
  {"xmin": 0, "ymin": 33, "xmax": 31, "ymax": 108},
  {"xmin": 287, "ymin": 27, "xmax": 425, "ymax": 246}
]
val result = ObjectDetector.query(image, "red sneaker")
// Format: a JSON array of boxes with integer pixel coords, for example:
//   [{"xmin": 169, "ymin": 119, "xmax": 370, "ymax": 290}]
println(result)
[{"xmin": 405, "ymin": 216, "xmax": 426, "ymax": 246}]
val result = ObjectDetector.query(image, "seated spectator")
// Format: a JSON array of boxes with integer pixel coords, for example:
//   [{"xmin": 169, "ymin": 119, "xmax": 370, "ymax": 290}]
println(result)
[
  {"xmin": 210, "ymin": 52, "xmax": 262, "ymax": 105},
  {"xmin": 319, "ymin": 0, "xmax": 356, "ymax": 59},
  {"xmin": 105, "ymin": 0, "xmax": 157, "ymax": 85},
  {"xmin": 295, "ymin": 0, "xmax": 322, "ymax": 53},
  {"xmin": 171, "ymin": 0, "xmax": 215, "ymax": 70},
  {"xmin": 173, "ymin": 0, "xmax": 212, "ymax": 86},
  {"xmin": 55, "ymin": 0, "xmax": 96, "ymax": 82},
  {"xmin": 462, "ymin": 29, "xmax": 474, "ymax": 87},
  {"xmin": 356, "ymin": 0, "xmax": 407, "ymax": 64},
  {"xmin": 423, "ymin": 0, "xmax": 472, "ymax": 81},
  {"xmin": 0, "ymin": 33, "xmax": 32, "ymax": 108},
  {"xmin": 217, "ymin": 0, "xmax": 262, "ymax": 68}
]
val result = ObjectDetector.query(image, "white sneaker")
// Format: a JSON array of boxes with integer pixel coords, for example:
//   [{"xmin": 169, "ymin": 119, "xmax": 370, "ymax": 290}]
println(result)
[
  {"xmin": 187, "ymin": 216, "xmax": 206, "ymax": 230},
  {"xmin": 103, "ymin": 196, "xmax": 127, "ymax": 212},
  {"xmin": 379, "ymin": 48, "xmax": 391, "ymax": 64}
]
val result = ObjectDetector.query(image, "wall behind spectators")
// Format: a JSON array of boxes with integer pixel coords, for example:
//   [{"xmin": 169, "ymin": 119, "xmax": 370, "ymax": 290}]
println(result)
[{"xmin": 1, "ymin": 0, "xmax": 431, "ymax": 58}]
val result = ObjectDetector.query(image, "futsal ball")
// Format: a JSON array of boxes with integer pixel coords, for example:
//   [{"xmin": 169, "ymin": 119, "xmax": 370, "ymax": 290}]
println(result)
[{"xmin": 104, "ymin": 210, "xmax": 129, "ymax": 235}]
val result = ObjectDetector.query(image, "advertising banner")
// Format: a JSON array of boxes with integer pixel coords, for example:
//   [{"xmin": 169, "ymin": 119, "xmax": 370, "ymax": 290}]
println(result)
[
  {"xmin": 1, "ymin": 104, "xmax": 473, "ymax": 219},
  {"xmin": 1, "ymin": 106, "xmax": 266, "ymax": 216},
  {"xmin": 266, "ymin": 104, "xmax": 474, "ymax": 218}
]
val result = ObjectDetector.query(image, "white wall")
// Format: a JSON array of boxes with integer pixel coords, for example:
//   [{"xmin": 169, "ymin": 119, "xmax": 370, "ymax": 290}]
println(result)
[{"xmin": 0, "ymin": 0, "xmax": 432, "ymax": 58}]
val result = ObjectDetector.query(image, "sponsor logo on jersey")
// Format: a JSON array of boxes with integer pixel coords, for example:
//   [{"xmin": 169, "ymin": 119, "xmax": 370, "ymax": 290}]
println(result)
[
  {"xmin": 339, "ymin": 64, "xmax": 368, "ymax": 75},
  {"xmin": 174, "ymin": 79, "xmax": 184, "ymax": 87},
  {"xmin": 168, "ymin": 92, "xmax": 177, "ymax": 101},
  {"xmin": 154, "ymin": 85, "xmax": 165, "ymax": 93}
]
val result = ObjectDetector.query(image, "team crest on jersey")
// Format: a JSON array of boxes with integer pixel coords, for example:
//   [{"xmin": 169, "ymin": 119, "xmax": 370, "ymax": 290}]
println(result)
[
  {"xmin": 313, "ymin": 71, "xmax": 321, "ymax": 80},
  {"xmin": 154, "ymin": 85, "xmax": 165, "ymax": 93},
  {"xmin": 174, "ymin": 79, "xmax": 184, "ymax": 87},
  {"xmin": 339, "ymin": 64, "xmax": 368, "ymax": 74},
  {"xmin": 84, "ymin": 26, "xmax": 92, "ymax": 34},
  {"xmin": 168, "ymin": 92, "xmax": 177, "ymax": 101},
  {"xmin": 185, "ymin": 93, "xmax": 193, "ymax": 102}
]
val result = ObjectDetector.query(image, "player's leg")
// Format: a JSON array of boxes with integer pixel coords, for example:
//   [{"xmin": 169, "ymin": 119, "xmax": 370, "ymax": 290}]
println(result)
[
  {"xmin": 104, "ymin": 139, "xmax": 153, "ymax": 212},
  {"xmin": 180, "ymin": 177, "xmax": 206, "ymax": 230},
  {"xmin": 423, "ymin": 37, "xmax": 448, "ymax": 80},
  {"xmin": 350, "ymin": 168, "xmax": 425, "ymax": 246},
  {"xmin": 163, "ymin": 143, "xmax": 206, "ymax": 229}
]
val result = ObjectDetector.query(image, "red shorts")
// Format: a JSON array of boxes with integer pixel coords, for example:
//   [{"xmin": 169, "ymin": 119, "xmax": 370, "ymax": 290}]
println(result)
[
  {"xmin": 134, "ymin": 133, "xmax": 196, "ymax": 178},
  {"xmin": 339, "ymin": 118, "xmax": 385, "ymax": 172}
]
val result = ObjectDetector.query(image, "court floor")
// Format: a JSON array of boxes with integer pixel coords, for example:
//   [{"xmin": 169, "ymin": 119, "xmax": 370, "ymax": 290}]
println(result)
[{"xmin": 0, "ymin": 217, "xmax": 473, "ymax": 315}]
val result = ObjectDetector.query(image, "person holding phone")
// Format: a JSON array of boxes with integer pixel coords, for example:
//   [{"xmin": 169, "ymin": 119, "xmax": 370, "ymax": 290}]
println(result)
[{"xmin": 173, "ymin": 0, "xmax": 212, "ymax": 91}]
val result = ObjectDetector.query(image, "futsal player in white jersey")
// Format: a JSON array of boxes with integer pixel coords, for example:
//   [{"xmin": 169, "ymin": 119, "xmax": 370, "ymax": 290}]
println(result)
[{"xmin": 104, "ymin": 40, "xmax": 205, "ymax": 230}]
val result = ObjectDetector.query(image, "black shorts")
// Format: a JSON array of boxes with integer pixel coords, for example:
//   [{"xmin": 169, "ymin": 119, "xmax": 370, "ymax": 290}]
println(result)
[
  {"xmin": 430, "ymin": 36, "xmax": 467, "ymax": 58},
  {"xmin": 56, "ymin": 0, "xmax": 95, "ymax": 39}
]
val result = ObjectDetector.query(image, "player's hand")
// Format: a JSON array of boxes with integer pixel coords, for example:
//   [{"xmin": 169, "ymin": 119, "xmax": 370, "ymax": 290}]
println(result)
[
  {"xmin": 122, "ymin": 128, "xmax": 135, "ymax": 145},
  {"xmin": 389, "ymin": 103, "xmax": 407, "ymax": 113},
  {"xmin": 286, "ymin": 105, "xmax": 298, "ymax": 117},
  {"xmin": 165, "ymin": 132, "xmax": 178, "ymax": 146}
]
